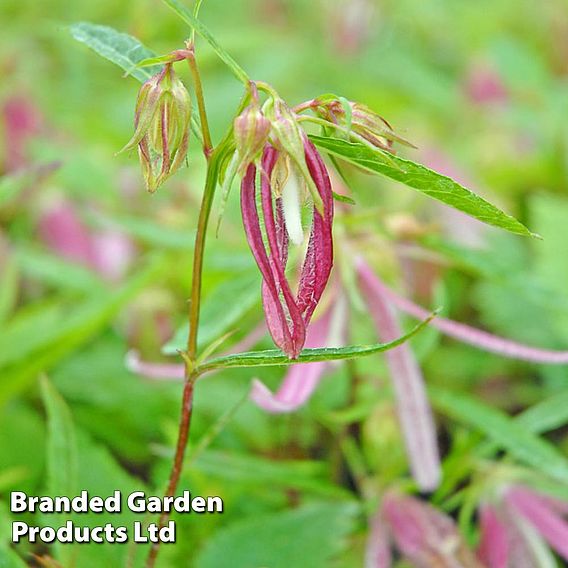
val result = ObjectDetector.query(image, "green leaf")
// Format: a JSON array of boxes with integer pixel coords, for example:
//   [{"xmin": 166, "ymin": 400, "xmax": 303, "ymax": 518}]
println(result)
[
  {"xmin": 41, "ymin": 377, "xmax": 78, "ymax": 499},
  {"xmin": 332, "ymin": 191, "xmax": 356, "ymax": 205},
  {"xmin": 163, "ymin": 271, "xmax": 260, "ymax": 355},
  {"xmin": 40, "ymin": 377, "xmax": 78, "ymax": 565},
  {"xmin": 310, "ymin": 135, "xmax": 535, "ymax": 237},
  {"xmin": 197, "ymin": 313, "xmax": 434, "ymax": 374},
  {"xmin": 70, "ymin": 22, "xmax": 163, "ymax": 82},
  {"xmin": 516, "ymin": 390, "xmax": 568, "ymax": 435},
  {"xmin": 15, "ymin": 246, "xmax": 105, "ymax": 293},
  {"xmin": 0, "ymin": 502, "xmax": 27, "ymax": 567},
  {"xmin": 162, "ymin": 0, "xmax": 250, "ymax": 84},
  {"xmin": 430, "ymin": 387, "xmax": 568, "ymax": 484},
  {"xmin": 87, "ymin": 211, "xmax": 196, "ymax": 250},
  {"xmin": 0, "ymin": 256, "xmax": 167, "ymax": 405},
  {"xmin": 0, "ymin": 162, "xmax": 60, "ymax": 207},
  {"xmin": 192, "ymin": 450, "xmax": 352, "ymax": 498},
  {"xmin": 0, "ymin": 256, "xmax": 18, "ymax": 324},
  {"xmin": 195, "ymin": 502, "xmax": 359, "ymax": 568}
]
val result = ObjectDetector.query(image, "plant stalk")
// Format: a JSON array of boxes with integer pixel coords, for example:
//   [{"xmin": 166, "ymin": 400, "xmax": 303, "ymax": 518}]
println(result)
[{"xmin": 145, "ymin": 54, "xmax": 216, "ymax": 568}]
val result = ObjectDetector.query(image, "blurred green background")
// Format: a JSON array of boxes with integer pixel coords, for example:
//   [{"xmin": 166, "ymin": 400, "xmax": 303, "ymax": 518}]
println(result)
[{"xmin": 1, "ymin": 0, "xmax": 568, "ymax": 566}]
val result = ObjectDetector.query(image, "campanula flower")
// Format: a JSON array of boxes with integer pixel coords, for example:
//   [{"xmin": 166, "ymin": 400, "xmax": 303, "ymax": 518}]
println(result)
[
  {"xmin": 240, "ymin": 102, "xmax": 334, "ymax": 358},
  {"xmin": 366, "ymin": 491, "xmax": 483, "ymax": 568},
  {"xmin": 478, "ymin": 485, "xmax": 568, "ymax": 567}
]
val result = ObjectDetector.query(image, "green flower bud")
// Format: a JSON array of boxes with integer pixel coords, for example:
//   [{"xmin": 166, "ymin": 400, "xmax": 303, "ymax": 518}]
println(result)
[
  {"xmin": 119, "ymin": 65, "xmax": 192, "ymax": 193},
  {"xmin": 314, "ymin": 98, "xmax": 414, "ymax": 152},
  {"xmin": 233, "ymin": 102, "xmax": 271, "ymax": 174}
]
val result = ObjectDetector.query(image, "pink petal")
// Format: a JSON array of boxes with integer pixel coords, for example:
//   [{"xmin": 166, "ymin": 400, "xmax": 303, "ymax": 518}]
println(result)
[
  {"xmin": 365, "ymin": 512, "xmax": 393, "ymax": 568},
  {"xmin": 464, "ymin": 62, "xmax": 508, "ymax": 105},
  {"xmin": 91, "ymin": 230, "xmax": 135, "ymax": 282},
  {"xmin": 477, "ymin": 503, "xmax": 509, "ymax": 568},
  {"xmin": 381, "ymin": 492, "xmax": 479, "ymax": 566},
  {"xmin": 506, "ymin": 486, "xmax": 568, "ymax": 561},
  {"xmin": 241, "ymin": 151, "xmax": 306, "ymax": 358},
  {"xmin": 259, "ymin": 148, "xmax": 306, "ymax": 358},
  {"xmin": 38, "ymin": 201, "xmax": 98, "ymax": 267},
  {"xmin": 377, "ymin": 278, "xmax": 568, "ymax": 364},
  {"xmin": 125, "ymin": 350, "xmax": 185, "ymax": 380},
  {"xmin": 357, "ymin": 259, "xmax": 441, "ymax": 492},
  {"xmin": 296, "ymin": 136, "xmax": 334, "ymax": 326},
  {"xmin": 2, "ymin": 96, "xmax": 42, "ymax": 171},
  {"xmin": 250, "ymin": 308, "xmax": 335, "ymax": 413}
]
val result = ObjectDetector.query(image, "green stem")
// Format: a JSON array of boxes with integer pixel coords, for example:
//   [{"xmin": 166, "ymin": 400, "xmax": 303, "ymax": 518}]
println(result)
[
  {"xmin": 187, "ymin": 54, "xmax": 213, "ymax": 158},
  {"xmin": 145, "ymin": 54, "xmax": 218, "ymax": 568}
]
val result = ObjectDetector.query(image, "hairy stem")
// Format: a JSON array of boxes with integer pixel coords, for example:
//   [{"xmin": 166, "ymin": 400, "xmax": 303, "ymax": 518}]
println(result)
[{"xmin": 145, "ymin": 55, "xmax": 217, "ymax": 568}]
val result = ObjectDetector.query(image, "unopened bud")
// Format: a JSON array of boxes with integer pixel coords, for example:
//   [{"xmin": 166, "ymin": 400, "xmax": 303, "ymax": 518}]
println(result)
[
  {"xmin": 233, "ymin": 103, "xmax": 270, "ymax": 173},
  {"xmin": 314, "ymin": 97, "xmax": 414, "ymax": 152},
  {"xmin": 119, "ymin": 64, "xmax": 192, "ymax": 193}
]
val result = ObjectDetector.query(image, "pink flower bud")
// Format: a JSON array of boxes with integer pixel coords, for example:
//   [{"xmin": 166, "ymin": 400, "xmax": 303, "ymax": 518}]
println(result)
[
  {"xmin": 382, "ymin": 492, "xmax": 483, "ymax": 567},
  {"xmin": 119, "ymin": 64, "xmax": 191, "ymax": 192}
]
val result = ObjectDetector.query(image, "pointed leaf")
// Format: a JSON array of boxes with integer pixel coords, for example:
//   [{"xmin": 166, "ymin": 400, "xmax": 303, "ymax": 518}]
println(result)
[
  {"xmin": 197, "ymin": 313, "xmax": 434, "ymax": 374},
  {"xmin": 70, "ymin": 22, "xmax": 163, "ymax": 82},
  {"xmin": 310, "ymin": 135, "xmax": 535, "ymax": 237},
  {"xmin": 430, "ymin": 387, "xmax": 568, "ymax": 485}
]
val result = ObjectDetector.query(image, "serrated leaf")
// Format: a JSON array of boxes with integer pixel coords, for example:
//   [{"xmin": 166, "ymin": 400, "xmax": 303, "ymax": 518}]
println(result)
[
  {"xmin": 195, "ymin": 502, "xmax": 359, "ymax": 568},
  {"xmin": 70, "ymin": 22, "xmax": 163, "ymax": 82},
  {"xmin": 197, "ymin": 313, "xmax": 434, "ymax": 373},
  {"xmin": 430, "ymin": 387, "xmax": 568, "ymax": 484},
  {"xmin": 310, "ymin": 135, "xmax": 535, "ymax": 237},
  {"xmin": 162, "ymin": 0, "xmax": 249, "ymax": 84}
]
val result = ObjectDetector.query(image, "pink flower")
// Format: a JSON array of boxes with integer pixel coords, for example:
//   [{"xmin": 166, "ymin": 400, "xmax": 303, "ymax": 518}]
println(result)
[
  {"xmin": 464, "ymin": 62, "xmax": 508, "ymax": 106},
  {"xmin": 38, "ymin": 200, "xmax": 135, "ymax": 282},
  {"xmin": 241, "ymin": 136, "xmax": 334, "ymax": 359},
  {"xmin": 376, "ymin": 276, "xmax": 568, "ymax": 364},
  {"xmin": 366, "ymin": 491, "xmax": 481, "ymax": 567},
  {"xmin": 250, "ymin": 294, "xmax": 347, "ymax": 413},
  {"xmin": 477, "ymin": 486, "xmax": 568, "ymax": 567},
  {"xmin": 2, "ymin": 96, "xmax": 42, "ymax": 172},
  {"xmin": 505, "ymin": 486, "xmax": 568, "ymax": 562},
  {"xmin": 357, "ymin": 258, "xmax": 441, "ymax": 492}
]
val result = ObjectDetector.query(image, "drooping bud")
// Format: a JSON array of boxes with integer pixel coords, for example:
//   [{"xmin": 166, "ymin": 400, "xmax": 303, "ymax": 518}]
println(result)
[
  {"xmin": 119, "ymin": 64, "xmax": 191, "ymax": 193},
  {"xmin": 240, "ymin": 137, "xmax": 334, "ymax": 359},
  {"xmin": 233, "ymin": 101, "xmax": 271, "ymax": 174},
  {"xmin": 314, "ymin": 97, "xmax": 414, "ymax": 152}
]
